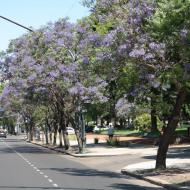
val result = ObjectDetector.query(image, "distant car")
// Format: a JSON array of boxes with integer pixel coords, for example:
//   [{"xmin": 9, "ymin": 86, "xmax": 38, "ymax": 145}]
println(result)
[
  {"xmin": 85, "ymin": 125, "xmax": 95, "ymax": 133},
  {"xmin": 0, "ymin": 129, "xmax": 7, "ymax": 138},
  {"xmin": 93, "ymin": 125, "xmax": 109, "ymax": 133},
  {"xmin": 66, "ymin": 127, "xmax": 75, "ymax": 134}
]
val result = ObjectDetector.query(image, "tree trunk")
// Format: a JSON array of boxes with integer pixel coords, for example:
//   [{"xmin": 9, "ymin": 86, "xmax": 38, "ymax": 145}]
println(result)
[
  {"xmin": 49, "ymin": 132, "xmax": 52, "ymax": 144},
  {"xmin": 151, "ymin": 107, "xmax": 158, "ymax": 132},
  {"xmin": 58, "ymin": 128, "xmax": 63, "ymax": 147},
  {"xmin": 45, "ymin": 125, "xmax": 49, "ymax": 145},
  {"xmin": 53, "ymin": 124, "xmax": 58, "ymax": 146},
  {"xmin": 62, "ymin": 130, "xmax": 70, "ymax": 150},
  {"xmin": 29, "ymin": 123, "xmax": 34, "ymax": 142},
  {"xmin": 75, "ymin": 129, "xmax": 83, "ymax": 152},
  {"xmin": 156, "ymin": 88, "xmax": 186, "ymax": 169},
  {"xmin": 70, "ymin": 116, "xmax": 82, "ymax": 152}
]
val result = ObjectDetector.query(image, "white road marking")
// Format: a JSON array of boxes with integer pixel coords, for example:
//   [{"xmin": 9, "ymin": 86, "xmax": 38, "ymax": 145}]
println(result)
[
  {"xmin": 2, "ymin": 139, "xmax": 60, "ymax": 188},
  {"xmin": 53, "ymin": 183, "xmax": 58, "ymax": 187}
]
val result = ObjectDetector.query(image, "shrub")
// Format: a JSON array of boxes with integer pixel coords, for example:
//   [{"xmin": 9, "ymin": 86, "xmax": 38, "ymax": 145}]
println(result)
[
  {"xmin": 94, "ymin": 138, "xmax": 99, "ymax": 144},
  {"xmin": 134, "ymin": 113, "xmax": 151, "ymax": 132},
  {"xmin": 134, "ymin": 113, "xmax": 163, "ymax": 132},
  {"xmin": 106, "ymin": 138, "xmax": 120, "ymax": 146}
]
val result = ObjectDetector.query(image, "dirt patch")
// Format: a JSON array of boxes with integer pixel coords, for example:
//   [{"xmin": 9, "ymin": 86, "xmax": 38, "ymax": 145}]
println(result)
[{"xmin": 136, "ymin": 168, "xmax": 190, "ymax": 188}]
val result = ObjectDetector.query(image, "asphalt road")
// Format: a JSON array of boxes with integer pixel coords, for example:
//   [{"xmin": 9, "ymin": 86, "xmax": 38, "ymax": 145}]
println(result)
[{"xmin": 0, "ymin": 135, "xmax": 166, "ymax": 190}]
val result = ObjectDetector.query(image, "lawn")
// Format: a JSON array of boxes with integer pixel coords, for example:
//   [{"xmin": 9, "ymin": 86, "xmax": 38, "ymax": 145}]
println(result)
[{"xmin": 99, "ymin": 129, "xmax": 141, "ymax": 136}]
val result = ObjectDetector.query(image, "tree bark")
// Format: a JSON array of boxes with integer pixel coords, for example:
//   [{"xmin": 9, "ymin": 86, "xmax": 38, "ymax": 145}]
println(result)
[
  {"xmin": 53, "ymin": 123, "xmax": 58, "ymax": 146},
  {"xmin": 29, "ymin": 121, "xmax": 34, "ymax": 142},
  {"xmin": 75, "ymin": 129, "xmax": 83, "ymax": 152},
  {"xmin": 49, "ymin": 132, "xmax": 52, "ymax": 144},
  {"xmin": 156, "ymin": 88, "xmax": 186, "ymax": 169},
  {"xmin": 58, "ymin": 127, "xmax": 63, "ymax": 147},
  {"xmin": 70, "ymin": 116, "xmax": 82, "ymax": 152},
  {"xmin": 62, "ymin": 130, "xmax": 70, "ymax": 150},
  {"xmin": 151, "ymin": 107, "xmax": 158, "ymax": 132},
  {"xmin": 44, "ymin": 125, "xmax": 49, "ymax": 145}
]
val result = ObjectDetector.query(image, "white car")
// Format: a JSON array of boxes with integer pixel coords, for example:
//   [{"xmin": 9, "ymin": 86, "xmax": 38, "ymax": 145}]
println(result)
[
  {"xmin": 93, "ymin": 125, "xmax": 109, "ymax": 132},
  {"xmin": 66, "ymin": 127, "xmax": 75, "ymax": 134}
]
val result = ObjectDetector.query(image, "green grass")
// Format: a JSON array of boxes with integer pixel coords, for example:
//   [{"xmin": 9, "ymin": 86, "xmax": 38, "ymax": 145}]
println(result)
[
  {"xmin": 94, "ymin": 122, "xmax": 190, "ymax": 137},
  {"xmin": 99, "ymin": 129, "xmax": 141, "ymax": 136}
]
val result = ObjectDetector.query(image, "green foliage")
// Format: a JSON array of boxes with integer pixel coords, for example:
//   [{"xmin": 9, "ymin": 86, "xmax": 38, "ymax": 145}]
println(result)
[
  {"xmin": 134, "ymin": 113, "xmax": 163, "ymax": 132},
  {"xmin": 106, "ymin": 138, "xmax": 120, "ymax": 146},
  {"xmin": 134, "ymin": 113, "xmax": 151, "ymax": 132},
  {"xmin": 99, "ymin": 129, "xmax": 140, "ymax": 136}
]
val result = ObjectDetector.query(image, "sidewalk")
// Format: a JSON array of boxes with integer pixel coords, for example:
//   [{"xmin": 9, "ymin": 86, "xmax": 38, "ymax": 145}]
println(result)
[
  {"xmin": 121, "ymin": 143, "xmax": 190, "ymax": 190},
  {"xmin": 28, "ymin": 134, "xmax": 190, "ymax": 190}
]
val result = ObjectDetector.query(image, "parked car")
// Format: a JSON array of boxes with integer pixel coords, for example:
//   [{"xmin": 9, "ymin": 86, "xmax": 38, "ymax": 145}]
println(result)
[
  {"xmin": 0, "ymin": 129, "xmax": 7, "ymax": 138},
  {"xmin": 66, "ymin": 127, "xmax": 75, "ymax": 134},
  {"xmin": 85, "ymin": 125, "xmax": 95, "ymax": 133},
  {"xmin": 93, "ymin": 125, "xmax": 109, "ymax": 133}
]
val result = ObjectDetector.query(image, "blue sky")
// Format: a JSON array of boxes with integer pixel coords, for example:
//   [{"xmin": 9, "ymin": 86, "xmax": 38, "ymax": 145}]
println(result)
[{"xmin": 0, "ymin": 0, "xmax": 90, "ymax": 51}]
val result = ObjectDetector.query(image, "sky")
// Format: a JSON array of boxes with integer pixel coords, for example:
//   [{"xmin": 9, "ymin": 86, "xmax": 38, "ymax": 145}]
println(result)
[{"xmin": 0, "ymin": 0, "xmax": 90, "ymax": 51}]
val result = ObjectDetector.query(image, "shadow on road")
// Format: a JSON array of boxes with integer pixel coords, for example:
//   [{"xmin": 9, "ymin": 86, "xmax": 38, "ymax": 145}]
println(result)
[{"xmin": 41, "ymin": 167, "xmax": 126, "ymax": 179}]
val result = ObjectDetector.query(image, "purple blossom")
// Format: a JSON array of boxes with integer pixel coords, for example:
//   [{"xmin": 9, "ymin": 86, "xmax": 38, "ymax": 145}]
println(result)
[
  {"xmin": 180, "ymin": 29, "xmax": 188, "ymax": 38},
  {"xmin": 34, "ymin": 65, "xmax": 44, "ymax": 74},
  {"xmin": 87, "ymin": 86, "xmax": 98, "ymax": 94},
  {"xmin": 102, "ymin": 32, "xmax": 116, "ymax": 46},
  {"xmin": 82, "ymin": 57, "xmax": 89, "ymax": 64},
  {"xmin": 49, "ymin": 71, "xmax": 58, "ymax": 78},
  {"xmin": 23, "ymin": 56, "xmax": 36, "ymax": 67},
  {"xmin": 58, "ymin": 64, "xmax": 67, "ymax": 73},
  {"xmin": 185, "ymin": 63, "xmax": 190, "ymax": 71},
  {"xmin": 87, "ymin": 33, "xmax": 99, "ymax": 42},
  {"xmin": 118, "ymin": 44, "xmax": 130, "ymax": 54},
  {"xmin": 68, "ymin": 82, "xmax": 86, "ymax": 95},
  {"xmin": 151, "ymin": 81, "xmax": 161, "ymax": 88},
  {"xmin": 48, "ymin": 58, "xmax": 56, "ymax": 67},
  {"xmin": 58, "ymin": 63, "xmax": 77, "ymax": 74},
  {"xmin": 149, "ymin": 42, "xmax": 165, "ymax": 50},
  {"xmin": 57, "ymin": 39, "xmax": 65, "ymax": 46},
  {"xmin": 96, "ymin": 52, "xmax": 112, "ymax": 61},
  {"xmin": 143, "ymin": 53, "xmax": 155, "ymax": 60},
  {"xmin": 76, "ymin": 25, "xmax": 86, "ymax": 34},
  {"xmin": 98, "ymin": 96, "xmax": 108, "ymax": 103},
  {"xmin": 129, "ymin": 48, "xmax": 146, "ymax": 58},
  {"xmin": 9, "ymin": 66, "xmax": 17, "ymax": 73},
  {"xmin": 1, "ymin": 86, "xmax": 13, "ymax": 96},
  {"xmin": 147, "ymin": 74, "xmax": 155, "ymax": 79},
  {"xmin": 28, "ymin": 73, "xmax": 37, "ymax": 82},
  {"xmin": 116, "ymin": 98, "xmax": 134, "ymax": 117},
  {"xmin": 35, "ymin": 87, "xmax": 47, "ymax": 92},
  {"xmin": 44, "ymin": 31, "xmax": 53, "ymax": 44}
]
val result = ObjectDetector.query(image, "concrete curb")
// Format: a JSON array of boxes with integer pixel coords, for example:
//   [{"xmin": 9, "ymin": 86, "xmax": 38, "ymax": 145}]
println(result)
[
  {"xmin": 27, "ymin": 141, "xmax": 124, "ymax": 157},
  {"xmin": 121, "ymin": 169, "xmax": 185, "ymax": 190}
]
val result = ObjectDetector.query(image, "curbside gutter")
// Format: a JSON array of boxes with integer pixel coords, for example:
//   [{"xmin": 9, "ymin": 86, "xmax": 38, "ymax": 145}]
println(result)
[{"xmin": 121, "ymin": 169, "xmax": 185, "ymax": 190}]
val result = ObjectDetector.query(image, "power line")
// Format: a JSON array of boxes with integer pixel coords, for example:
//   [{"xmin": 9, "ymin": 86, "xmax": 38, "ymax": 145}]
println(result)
[
  {"xmin": 0, "ymin": 15, "xmax": 34, "ymax": 32},
  {"xmin": 65, "ymin": 1, "xmax": 76, "ymax": 17}
]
